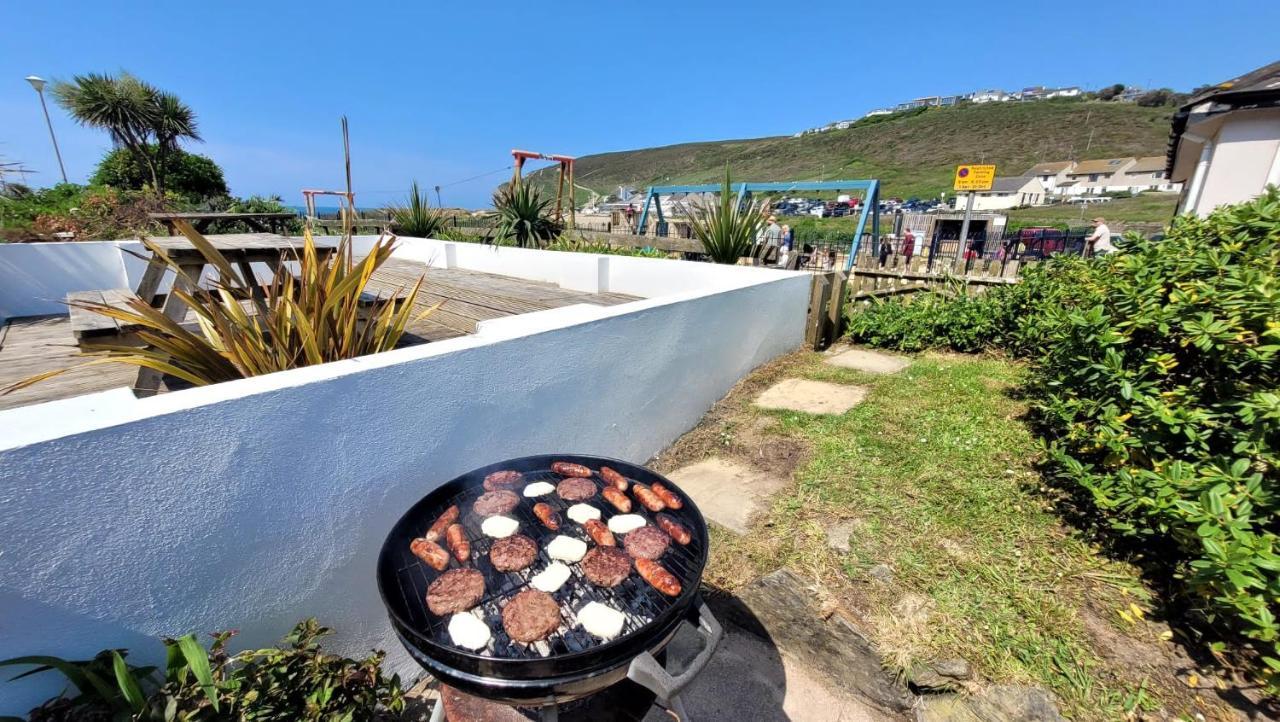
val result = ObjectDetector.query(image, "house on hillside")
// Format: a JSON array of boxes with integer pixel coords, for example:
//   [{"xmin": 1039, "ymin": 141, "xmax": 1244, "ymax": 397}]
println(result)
[
  {"xmin": 1059, "ymin": 158, "xmax": 1138, "ymax": 195},
  {"xmin": 1118, "ymin": 156, "xmax": 1181, "ymax": 193},
  {"xmin": 971, "ymin": 89, "xmax": 1013, "ymax": 104},
  {"xmin": 953, "ymin": 176, "xmax": 1048, "ymax": 211},
  {"xmin": 1046, "ymin": 87, "xmax": 1082, "ymax": 99},
  {"xmin": 1024, "ymin": 161, "xmax": 1076, "ymax": 194},
  {"xmin": 1167, "ymin": 60, "xmax": 1280, "ymax": 217}
]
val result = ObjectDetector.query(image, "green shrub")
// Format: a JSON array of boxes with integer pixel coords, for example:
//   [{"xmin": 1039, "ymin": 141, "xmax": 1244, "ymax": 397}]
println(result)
[
  {"xmin": 2, "ymin": 619, "xmax": 404, "ymax": 721},
  {"xmin": 391, "ymin": 181, "xmax": 447, "ymax": 238},
  {"xmin": 92, "ymin": 146, "xmax": 228, "ymax": 201},
  {"xmin": 1031, "ymin": 191, "xmax": 1280, "ymax": 684},
  {"xmin": 545, "ymin": 235, "xmax": 668, "ymax": 258}
]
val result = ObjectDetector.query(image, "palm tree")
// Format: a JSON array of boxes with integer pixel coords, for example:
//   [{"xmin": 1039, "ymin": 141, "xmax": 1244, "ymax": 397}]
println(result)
[
  {"xmin": 492, "ymin": 183, "xmax": 562, "ymax": 248},
  {"xmin": 686, "ymin": 166, "xmax": 767, "ymax": 264},
  {"xmin": 51, "ymin": 72, "xmax": 200, "ymax": 196}
]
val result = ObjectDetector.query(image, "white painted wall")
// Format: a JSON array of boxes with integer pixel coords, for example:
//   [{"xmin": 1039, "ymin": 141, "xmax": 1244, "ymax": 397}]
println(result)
[
  {"xmin": 0, "ymin": 240, "xmax": 809, "ymax": 714},
  {"xmin": 0, "ymin": 241, "xmax": 132, "ymax": 320},
  {"xmin": 1193, "ymin": 109, "xmax": 1280, "ymax": 215}
]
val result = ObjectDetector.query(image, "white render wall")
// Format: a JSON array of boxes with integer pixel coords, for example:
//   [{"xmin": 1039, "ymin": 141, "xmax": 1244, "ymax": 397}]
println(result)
[{"xmin": 0, "ymin": 238, "xmax": 809, "ymax": 714}]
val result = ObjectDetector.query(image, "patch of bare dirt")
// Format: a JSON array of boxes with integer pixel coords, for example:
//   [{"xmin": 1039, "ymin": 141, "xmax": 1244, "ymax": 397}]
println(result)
[
  {"xmin": 1079, "ymin": 596, "xmax": 1276, "ymax": 721},
  {"xmin": 649, "ymin": 349, "xmax": 813, "ymax": 478}
]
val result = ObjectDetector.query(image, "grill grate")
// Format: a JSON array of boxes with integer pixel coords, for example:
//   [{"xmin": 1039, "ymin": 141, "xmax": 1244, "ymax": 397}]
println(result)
[{"xmin": 388, "ymin": 466, "xmax": 705, "ymax": 661}]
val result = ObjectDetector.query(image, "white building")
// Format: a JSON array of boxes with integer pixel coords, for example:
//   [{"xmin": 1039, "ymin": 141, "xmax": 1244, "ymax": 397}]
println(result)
[
  {"xmin": 1046, "ymin": 87, "xmax": 1082, "ymax": 99},
  {"xmin": 953, "ymin": 176, "xmax": 1048, "ymax": 211},
  {"xmin": 1118, "ymin": 156, "xmax": 1180, "ymax": 193},
  {"xmin": 1024, "ymin": 161, "xmax": 1076, "ymax": 194},
  {"xmin": 971, "ymin": 89, "xmax": 1013, "ymax": 104},
  {"xmin": 1058, "ymin": 158, "xmax": 1138, "ymax": 195},
  {"xmin": 1169, "ymin": 61, "xmax": 1280, "ymax": 216}
]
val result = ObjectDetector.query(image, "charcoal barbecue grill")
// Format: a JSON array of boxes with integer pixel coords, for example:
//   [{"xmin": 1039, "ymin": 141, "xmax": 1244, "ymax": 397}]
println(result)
[{"xmin": 377, "ymin": 454, "xmax": 720, "ymax": 717}]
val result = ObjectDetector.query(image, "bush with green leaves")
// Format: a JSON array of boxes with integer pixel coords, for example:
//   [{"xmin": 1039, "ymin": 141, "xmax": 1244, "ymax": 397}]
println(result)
[
  {"xmin": 1031, "ymin": 190, "xmax": 1280, "ymax": 686},
  {"xmin": 845, "ymin": 188, "xmax": 1280, "ymax": 691},
  {"xmin": 492, "ymin": 183, "xmax": 562, "ymax": 248},
  {"xmin": 545, "ymin": 235, "xmax": 668, "ymax": 258},
  {"xmin": 2, "ymin": 619, "xmax": 404, "ymax": 721},
  {"xmin": 685, "ymin": 166, "xmax": 766, "ymax": 264},
  {"xmin": 92, "ymin": 147, "xmax": 228, "ymax": 201},
  {"xmin": 391, "ymin": 181, "xmax": 446, "ymax": 238}
]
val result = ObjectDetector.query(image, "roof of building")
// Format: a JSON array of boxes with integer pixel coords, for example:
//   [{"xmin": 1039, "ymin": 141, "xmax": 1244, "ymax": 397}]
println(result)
[
  {"xmin": 1167, "ymin": 60, "xmax": 1280, "ymax": 175},
  {"xmin": 1026, "ymin": 161, "xmax": 1074, "ymax": 175},
  {"xmin": 1183, "ymin": 60, "xmax": 1280, "ymax": 109},
  {"xmin": 1067, "ymin": 158, "xmax": 1134, "ymax": 175},
  {"xmin": 982, "ymin": 176, "xmax": 1039, "ymax": 193},
  {"xmin": 1126, "ymin": 156, "xmax": 1167, "ymax": 173}
]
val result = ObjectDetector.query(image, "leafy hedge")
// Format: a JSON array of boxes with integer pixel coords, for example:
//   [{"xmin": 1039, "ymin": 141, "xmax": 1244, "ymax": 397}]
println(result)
[{"xmin": 846, "ymin": 188, "xmax": 1280, "ymax": 688}]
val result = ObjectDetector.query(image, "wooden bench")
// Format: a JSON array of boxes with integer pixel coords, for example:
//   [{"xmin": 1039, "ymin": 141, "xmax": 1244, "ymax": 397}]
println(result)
[{"xmin": 66, "ymin": 290, "xmax": 144, "ymax": 342}]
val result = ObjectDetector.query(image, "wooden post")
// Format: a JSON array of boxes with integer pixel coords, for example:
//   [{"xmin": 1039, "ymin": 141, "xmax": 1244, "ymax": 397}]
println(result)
[
  {"xmin": 805, "ymin": 271, "xmax": 834, "ymax": 350},
  {"xmin": 826, "ymin": 270, "xmax": 849, "ymax": 346}
]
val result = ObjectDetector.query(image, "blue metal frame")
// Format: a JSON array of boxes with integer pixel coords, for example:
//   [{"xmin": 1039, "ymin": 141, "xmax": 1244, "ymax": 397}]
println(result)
[{"xmin": 635, "ymin": 180, "xmax": 879, "ymax": 270}]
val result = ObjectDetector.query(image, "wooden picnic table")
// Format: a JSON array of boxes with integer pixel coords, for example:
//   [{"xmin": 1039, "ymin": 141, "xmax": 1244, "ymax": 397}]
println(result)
[
  {"xmin": 127, "ymin": 233, "xmax": 337, "ymax": 394},
  {"xmin": 148, "ymin": 211, "xmax": 298, "ymax": 234}
]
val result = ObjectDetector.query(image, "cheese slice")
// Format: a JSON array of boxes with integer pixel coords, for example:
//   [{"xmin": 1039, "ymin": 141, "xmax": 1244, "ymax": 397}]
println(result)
[{"xmin": 481, "ymin": 515, "xmax": 519, "ymax": 538}]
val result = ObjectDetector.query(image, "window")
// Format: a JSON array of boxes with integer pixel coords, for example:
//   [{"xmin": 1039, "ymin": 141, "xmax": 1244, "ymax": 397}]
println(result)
[{"xmin": 1089, "ymin": 174, "xmax": 1099, "ymax": 182}]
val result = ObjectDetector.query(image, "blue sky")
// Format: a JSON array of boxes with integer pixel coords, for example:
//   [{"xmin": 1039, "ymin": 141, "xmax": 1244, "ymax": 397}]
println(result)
[{"xmin": 2, "ymin": 1, "xmax": 1276, "ymax": 208}]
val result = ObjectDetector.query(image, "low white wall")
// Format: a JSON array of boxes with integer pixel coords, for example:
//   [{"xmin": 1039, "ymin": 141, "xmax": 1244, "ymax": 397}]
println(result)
[
  {"xmin": 0, "ymin": 241, "xmax": 132, "ymax": 319},
  {"xmin": 0, "ymin": 244, "xmax": 809, "ymax": 714}
]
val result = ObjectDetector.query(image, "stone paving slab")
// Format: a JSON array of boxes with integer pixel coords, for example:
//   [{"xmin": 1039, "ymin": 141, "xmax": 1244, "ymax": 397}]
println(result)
[
  {"xmin": 754, "ymin": 378, "xmax": 868, "ymax": 415},
  {"xmin": 667, "ymin": 458, "xmax": 787, "ymax": 534},
  {"xmin": 825, "ymin": 347, "xmax": 911, "ymax": 374},
  {"xmin": 646, "ymin": 616, "xmax": 901, "ymax": 721}
]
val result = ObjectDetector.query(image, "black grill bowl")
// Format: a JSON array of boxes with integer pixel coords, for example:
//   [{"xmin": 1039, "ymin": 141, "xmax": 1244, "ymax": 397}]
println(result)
[{"xmin": 376, "ymin": 454, "xmax": 710, "ymax": 705}]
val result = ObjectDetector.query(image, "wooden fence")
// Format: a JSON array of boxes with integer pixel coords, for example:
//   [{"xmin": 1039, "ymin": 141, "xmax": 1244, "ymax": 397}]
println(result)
[{"xmin": 847, "ymin": 251, "xmax": 1022, "ymax": 302}]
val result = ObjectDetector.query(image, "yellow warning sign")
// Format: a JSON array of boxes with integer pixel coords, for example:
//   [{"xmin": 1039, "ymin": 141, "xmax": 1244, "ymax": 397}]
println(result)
[{"xmin": 953, "ymin": 164, "xmax": 996, "ymax": 191}]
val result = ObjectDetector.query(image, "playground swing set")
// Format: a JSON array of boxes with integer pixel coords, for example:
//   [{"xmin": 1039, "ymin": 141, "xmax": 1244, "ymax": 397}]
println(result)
[{"xmin": 632, "ymin": 179, "xmax": 880, "ymax": 271}]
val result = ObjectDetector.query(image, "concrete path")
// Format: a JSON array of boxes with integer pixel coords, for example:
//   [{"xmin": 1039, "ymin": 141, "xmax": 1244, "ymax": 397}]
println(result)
[
  {"xmin": 667, "ymin": 458, "xmax": 787, "ymax": 534},
  {"xmin": 825, "ymin": 347, "xmax": 910, "ymax": 374},
  {"xmin": 754, "ymin": 378, "xmax": 868, "ymax": 415}
]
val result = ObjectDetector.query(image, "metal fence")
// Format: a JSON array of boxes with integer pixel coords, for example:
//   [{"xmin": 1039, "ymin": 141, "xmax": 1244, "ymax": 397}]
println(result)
[{"xmin": 850, "ymin": 227, "xmax": 1093, "ymax": 273}]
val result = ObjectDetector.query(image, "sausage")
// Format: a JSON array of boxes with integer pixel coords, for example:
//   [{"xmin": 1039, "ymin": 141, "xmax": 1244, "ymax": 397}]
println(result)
[
  {"xmin": 636, "ymin": 558, "xmax": 682, "ymax": 597},
  {"xmin": 551, "ymin": 461, "xmax": 593, "ymax": 478},
  {"xmin": 533, "ymin": 502, "xmax": 561, "ymax": 531},
  {"xmin": 599, "ymin": 466, "xmax": 629, "ymax": 491},
  {"xmin": 445, "ymin": 523, "xmax": 471, "ymax": 563},
  {"xmin": 632, "ymin": 484, "xmax": 666, "ymax": 513},
  {"xmin": 584, "ymin": 518, "xmax": 616, "ymax": 546},
  {"xmin": 410, "ymin": 537, "xmax": 450, "ymax": 570},
  {"xmin": 655, "ymin": 513, "xmax": 692, "ymax": 545},
  {"xmin": 602, "ymin": 487, "xmax": 632, "ymax": 513},
  {"xmin": 650, "ymin": 482, "xmax": 683, "ymax": 510},
  {"xmin": 426, "ymin": 505, "xmax": 459, "ymax": 542}
]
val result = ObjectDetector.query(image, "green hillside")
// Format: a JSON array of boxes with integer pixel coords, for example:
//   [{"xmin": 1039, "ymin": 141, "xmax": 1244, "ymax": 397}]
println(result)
[{"xmin": 528, "ymin": 99, "xmax": 1174, "ymax": 203}]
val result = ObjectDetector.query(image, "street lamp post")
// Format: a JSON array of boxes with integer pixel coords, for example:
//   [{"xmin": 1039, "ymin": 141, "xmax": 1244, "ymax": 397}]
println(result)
[{"xmin": 25, "ymin": 75, "xmax": 68, "ymax": 184}]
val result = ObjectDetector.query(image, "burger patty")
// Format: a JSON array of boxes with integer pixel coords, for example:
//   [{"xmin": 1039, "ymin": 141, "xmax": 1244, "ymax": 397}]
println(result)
[
  {"xmin": 623, "ymin": 525, "xmax": 670, "ymax": 560},
  {"xmin": 426, "ymin": 568, "xmax": 485, "ymax": 616},
  {"xmin": 581, "ymin": 546, "xmax": 632, "ymax": 587},
  {"xmin": 556, "ymin": 477, "xmax": 597, "ymax": 502},
  {"xmin": 473, "ymin": 489, "xmax": 519, "ymax": 517},
  {"xmin": 501, "ymin": 589, "xmax": 562, "ymax": 643},
  {"xmin": 483, "ymin": 470, "xmax": 525, "ymax": 492},
  {"xmin": 490, "ymin": 534, "xmax": 538, "ymax": 573}
]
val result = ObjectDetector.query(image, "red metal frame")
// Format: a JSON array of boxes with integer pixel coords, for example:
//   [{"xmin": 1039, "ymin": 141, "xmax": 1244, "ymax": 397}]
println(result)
[{"xmin": 510, "ymin": 149, "xmax": 576, "ymax": 227}]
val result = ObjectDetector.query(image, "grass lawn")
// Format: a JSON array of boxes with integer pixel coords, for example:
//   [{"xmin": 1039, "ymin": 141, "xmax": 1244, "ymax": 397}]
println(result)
[
  {"xmin": 1006, "ymin": 192, "xmax": 1179, "ymax": 228},
  {"xmin": 653, "ymin": 349, "xmax": 1243, "ymax": 722}
]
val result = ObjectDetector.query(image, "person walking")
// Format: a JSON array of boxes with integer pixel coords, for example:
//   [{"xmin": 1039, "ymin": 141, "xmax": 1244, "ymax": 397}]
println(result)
[
  {"xmin": 759, "ymin": 215, "xmax": 783, "ymax": 265},
  {"xmin": 900, "ymin": 228, "xmax": 916, "ymax": 262},
  {"xmin": 779, "ymin": 223, "xmax": 793, "ymax": 266},
  {"xmin": 1085, "ymin": 217, "xmax": 1115, "ymax": 256}
]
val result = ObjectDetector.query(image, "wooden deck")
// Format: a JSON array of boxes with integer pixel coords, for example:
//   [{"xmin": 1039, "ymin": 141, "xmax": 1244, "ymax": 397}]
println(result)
[{"xmin": 0, "ymin": 260, "xmax": 640, "ymax": 411}]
